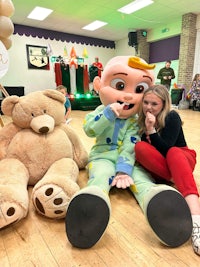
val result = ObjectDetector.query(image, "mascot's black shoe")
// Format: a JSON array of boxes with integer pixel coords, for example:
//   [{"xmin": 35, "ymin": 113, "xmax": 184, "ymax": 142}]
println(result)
[
  {"xmin": 143, "ymin": 185, "xmax": 192, "ymax": 247},
  {"xmin": 65, "ymin": 186, "xmax": 110, "ymax": 249}
]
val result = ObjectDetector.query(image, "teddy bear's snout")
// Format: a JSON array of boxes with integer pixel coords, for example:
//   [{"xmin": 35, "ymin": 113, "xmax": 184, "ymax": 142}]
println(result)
[
  {"xmin": 39, "ymin": 126, "xmax": 50, "ymax": 133},
  {"xmin": 30, "ymin": 114, "xmax": 55, "ymax": 134}
]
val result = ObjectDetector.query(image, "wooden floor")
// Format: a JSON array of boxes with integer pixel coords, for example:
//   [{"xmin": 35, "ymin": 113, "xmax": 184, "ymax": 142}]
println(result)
[{"xmin": 0, "ymin": 108, "xmax": 200, "ymax": 267}]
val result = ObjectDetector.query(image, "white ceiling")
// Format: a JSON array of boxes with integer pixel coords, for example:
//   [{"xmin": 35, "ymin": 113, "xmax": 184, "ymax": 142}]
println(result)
[{"xmin": 11, "ymin": 0, "xmax": 200, "ymax": 41}]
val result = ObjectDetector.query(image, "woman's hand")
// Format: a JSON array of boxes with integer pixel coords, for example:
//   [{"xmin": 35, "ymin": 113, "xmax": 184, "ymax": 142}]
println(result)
[{"xmin": 145, "ymin": 111, "xmax": 156, "ymax": 131}]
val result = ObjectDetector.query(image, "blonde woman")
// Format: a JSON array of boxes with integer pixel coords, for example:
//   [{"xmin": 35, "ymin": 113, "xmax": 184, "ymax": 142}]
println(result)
[{"xmin": 135, "ymin": 84, "xmax": 200, "ymax": 255}]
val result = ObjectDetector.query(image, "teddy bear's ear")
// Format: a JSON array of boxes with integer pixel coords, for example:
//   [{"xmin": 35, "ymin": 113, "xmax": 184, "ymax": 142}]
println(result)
[
  {"xmin": 1, "ymin": 95, "xmax": 20, "ymax": 116},
  {"xmin": 43, "ymin": 89, "xmax": 65, "ymax": 104}
]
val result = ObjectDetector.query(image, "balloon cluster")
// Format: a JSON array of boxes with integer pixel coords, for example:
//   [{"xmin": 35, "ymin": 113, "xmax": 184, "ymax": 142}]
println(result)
[{"xmin": 0, "ymin": 0, "xmax": 15, "ymax": 50}]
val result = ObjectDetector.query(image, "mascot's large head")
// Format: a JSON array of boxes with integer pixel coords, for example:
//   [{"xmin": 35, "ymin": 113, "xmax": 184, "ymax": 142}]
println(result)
[{"xmin": 93, "ymin": 56, "xmax": 155, "ymax": 119}]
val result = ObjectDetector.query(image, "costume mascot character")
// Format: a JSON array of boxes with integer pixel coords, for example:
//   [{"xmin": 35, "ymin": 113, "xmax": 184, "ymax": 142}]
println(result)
[
  {"xmin": 65, "ymin": 56, "xmax": 192, "ymax": 249},
  {"xmin": 0, "ymin": 89, "xmax": 88, "ymax": 228}
]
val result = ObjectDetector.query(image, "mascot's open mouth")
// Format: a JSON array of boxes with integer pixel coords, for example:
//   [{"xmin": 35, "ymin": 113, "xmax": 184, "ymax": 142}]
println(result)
[{"xmin": 117, "ymin": 101, "xmax": 134, "ymax": 110}]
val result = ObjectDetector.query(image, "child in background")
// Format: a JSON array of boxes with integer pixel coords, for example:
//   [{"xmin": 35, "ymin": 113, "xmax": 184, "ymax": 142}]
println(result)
[{"xmin": 56, "ymin": 85, "xmax": 72, "ymax": 123}]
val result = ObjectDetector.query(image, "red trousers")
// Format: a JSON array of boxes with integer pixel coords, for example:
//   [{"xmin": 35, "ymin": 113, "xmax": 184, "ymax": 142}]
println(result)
[{"xmin": 135, "ymin": 141, "xmax": 199, "ymax": 197}]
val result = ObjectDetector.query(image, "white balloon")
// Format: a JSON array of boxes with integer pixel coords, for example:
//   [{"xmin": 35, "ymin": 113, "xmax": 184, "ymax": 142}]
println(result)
[{"xmin": 0, "ymin": 40, "xmax": 9, "ymax": 78}]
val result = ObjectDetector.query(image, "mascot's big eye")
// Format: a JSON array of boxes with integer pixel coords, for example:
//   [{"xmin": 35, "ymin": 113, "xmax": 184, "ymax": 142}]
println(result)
[
  {"xmin": 110, "ymin": 78, "xmax": 125, "ymax": 90},
  {"xmin": 135, "ymin": 82, "xmax": 149, "ymax": 93}
]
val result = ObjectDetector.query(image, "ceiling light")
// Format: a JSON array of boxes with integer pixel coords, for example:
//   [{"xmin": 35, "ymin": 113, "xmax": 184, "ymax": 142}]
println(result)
[
  {"xmin": 118, "ymin": 0, "xmax": 154, "ymax": 15},
  {"xmin": 82, "ymin": 20, "xmax": 107, "ymax": 31},
  {"xmin": 27, "ymin": 6, "xmax": 53, "ymax": 21}
]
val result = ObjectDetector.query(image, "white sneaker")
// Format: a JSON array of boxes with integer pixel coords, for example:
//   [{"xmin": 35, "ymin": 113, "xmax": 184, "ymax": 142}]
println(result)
[
  {"xmin": 66, "ymin": 118, "xmax": 72, "ymax": 124},
  {"xmin": 192, "ymin": 216, "xmax": 200, "ymax": 255}
]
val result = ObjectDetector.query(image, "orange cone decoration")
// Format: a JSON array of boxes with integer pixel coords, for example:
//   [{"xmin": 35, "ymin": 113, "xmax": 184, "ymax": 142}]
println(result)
[
  {"xmin": 69, "ymin": 46, "xmax": 77, "ymax": 68},
  {"xmin": 70, "ymin": 46, "xmax": 76, "ymax": 58}
]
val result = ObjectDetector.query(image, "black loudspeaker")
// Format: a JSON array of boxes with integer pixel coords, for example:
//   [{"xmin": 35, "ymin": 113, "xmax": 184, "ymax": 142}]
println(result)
[
  {"xmin": 4, "ymin": 86, "xmax": 24, "ymax": 97},
  {"xmin": 128, "ymin": 31, "xmax": 137, "ymax": 47}
]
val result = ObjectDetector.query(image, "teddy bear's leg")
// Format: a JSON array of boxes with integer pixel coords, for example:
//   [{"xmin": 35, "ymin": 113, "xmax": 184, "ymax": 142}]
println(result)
[
  {"xmin": 65, "ymin": 159, "xmax": 114, "ymax": 248},
  {"xmin": 131, "ymin": 164, "xmax": 192, "ymax": 247},
  {"xmin": 61, "ymin": 125, "xmax": 88, "ymax": 169},
  {"xmin": 0, "ymin": 158, "xmax": 29, "ymax": 229},
  {"xmin": 32, "ymin": 158, "xmax": 80, "ymax": 219}
]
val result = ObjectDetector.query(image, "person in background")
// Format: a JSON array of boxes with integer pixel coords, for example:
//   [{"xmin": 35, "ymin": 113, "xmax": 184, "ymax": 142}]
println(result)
[
  {"xmin": 135, "ymin": 84, "xmax": 200, "ymax": 256},
  {"xmin": 56, "ymin": 85, "xmax": 72, "ymax": 123},
  {"xmin": 92, "ymin": 57, "xmax": 103, "ymax": 77},
  {"xmin": 186, "ymin": 73, "xmax": 200, "ymax": 111},
  {"xmin": 157, "ymin": 60, "xmax": 175, "ymax": 90}
]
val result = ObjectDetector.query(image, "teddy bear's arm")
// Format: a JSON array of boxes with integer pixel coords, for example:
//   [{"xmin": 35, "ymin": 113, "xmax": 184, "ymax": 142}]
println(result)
[
  {"xmin": 60, "ymin": 124, "xmax": 88, "ymax": 169},
  {"xmin": 0, "ymin": 122, "xmax": 21, "ymax": 159}
]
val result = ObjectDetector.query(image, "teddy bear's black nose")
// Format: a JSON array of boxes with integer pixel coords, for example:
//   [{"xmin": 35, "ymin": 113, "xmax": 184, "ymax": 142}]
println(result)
[{"xmin": 39, "ymin": 126, "xmax": 49, "ymax": 133}]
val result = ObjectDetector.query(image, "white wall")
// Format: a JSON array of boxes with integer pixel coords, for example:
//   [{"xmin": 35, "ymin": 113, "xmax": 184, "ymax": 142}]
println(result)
[
  {"xmin": 1, "ymin": 34, "xmax": 115, "ymax": 94},
  {"xmin": 114, "ymin": 38, "xmax": 136, "ymax": 56}
]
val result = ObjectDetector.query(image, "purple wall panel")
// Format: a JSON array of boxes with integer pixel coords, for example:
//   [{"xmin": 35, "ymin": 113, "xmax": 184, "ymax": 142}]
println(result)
[
  {"xmin": 149, "ymin": 35, "xmax": 180, "ymax": 63},
  {"xmin": 14, "ymin": 24, "xmax": 115, "ymax": 49}
]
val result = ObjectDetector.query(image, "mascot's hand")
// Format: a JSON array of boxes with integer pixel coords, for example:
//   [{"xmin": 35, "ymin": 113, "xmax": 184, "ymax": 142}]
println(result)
[
  {"xmin": 110, "ymin": 102, "xmax": 124, "ymax": 117},
  {"xmin": 112, "ymin": 172, "xmax": 134, "ymax": 189}
]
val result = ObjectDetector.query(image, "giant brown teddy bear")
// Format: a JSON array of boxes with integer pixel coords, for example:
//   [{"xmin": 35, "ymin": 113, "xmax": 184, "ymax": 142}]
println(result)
[{"xmin": 0, "ymin": 89, "xmax": 88, "ymax": 228}]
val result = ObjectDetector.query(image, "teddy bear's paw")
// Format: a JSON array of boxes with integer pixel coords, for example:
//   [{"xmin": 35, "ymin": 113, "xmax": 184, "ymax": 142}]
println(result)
[
  {"xmin": 32, "ymin": 184, "xmax": 71, "ymax": 219},
  {"xmin": 0, "ymin": 202, "xmax": 27, "ymax": 229}
]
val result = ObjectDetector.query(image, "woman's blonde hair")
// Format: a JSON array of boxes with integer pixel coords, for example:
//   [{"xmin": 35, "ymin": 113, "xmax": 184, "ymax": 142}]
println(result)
[{"xmin": 137, "ymin": 84, "xmax": 171, "ymax": 135}]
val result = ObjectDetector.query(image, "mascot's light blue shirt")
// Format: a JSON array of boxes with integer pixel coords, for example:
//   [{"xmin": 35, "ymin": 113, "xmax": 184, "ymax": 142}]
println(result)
[{"xmin": 83, "ymin": 104, "xmax": 140, "ymax": 176}]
